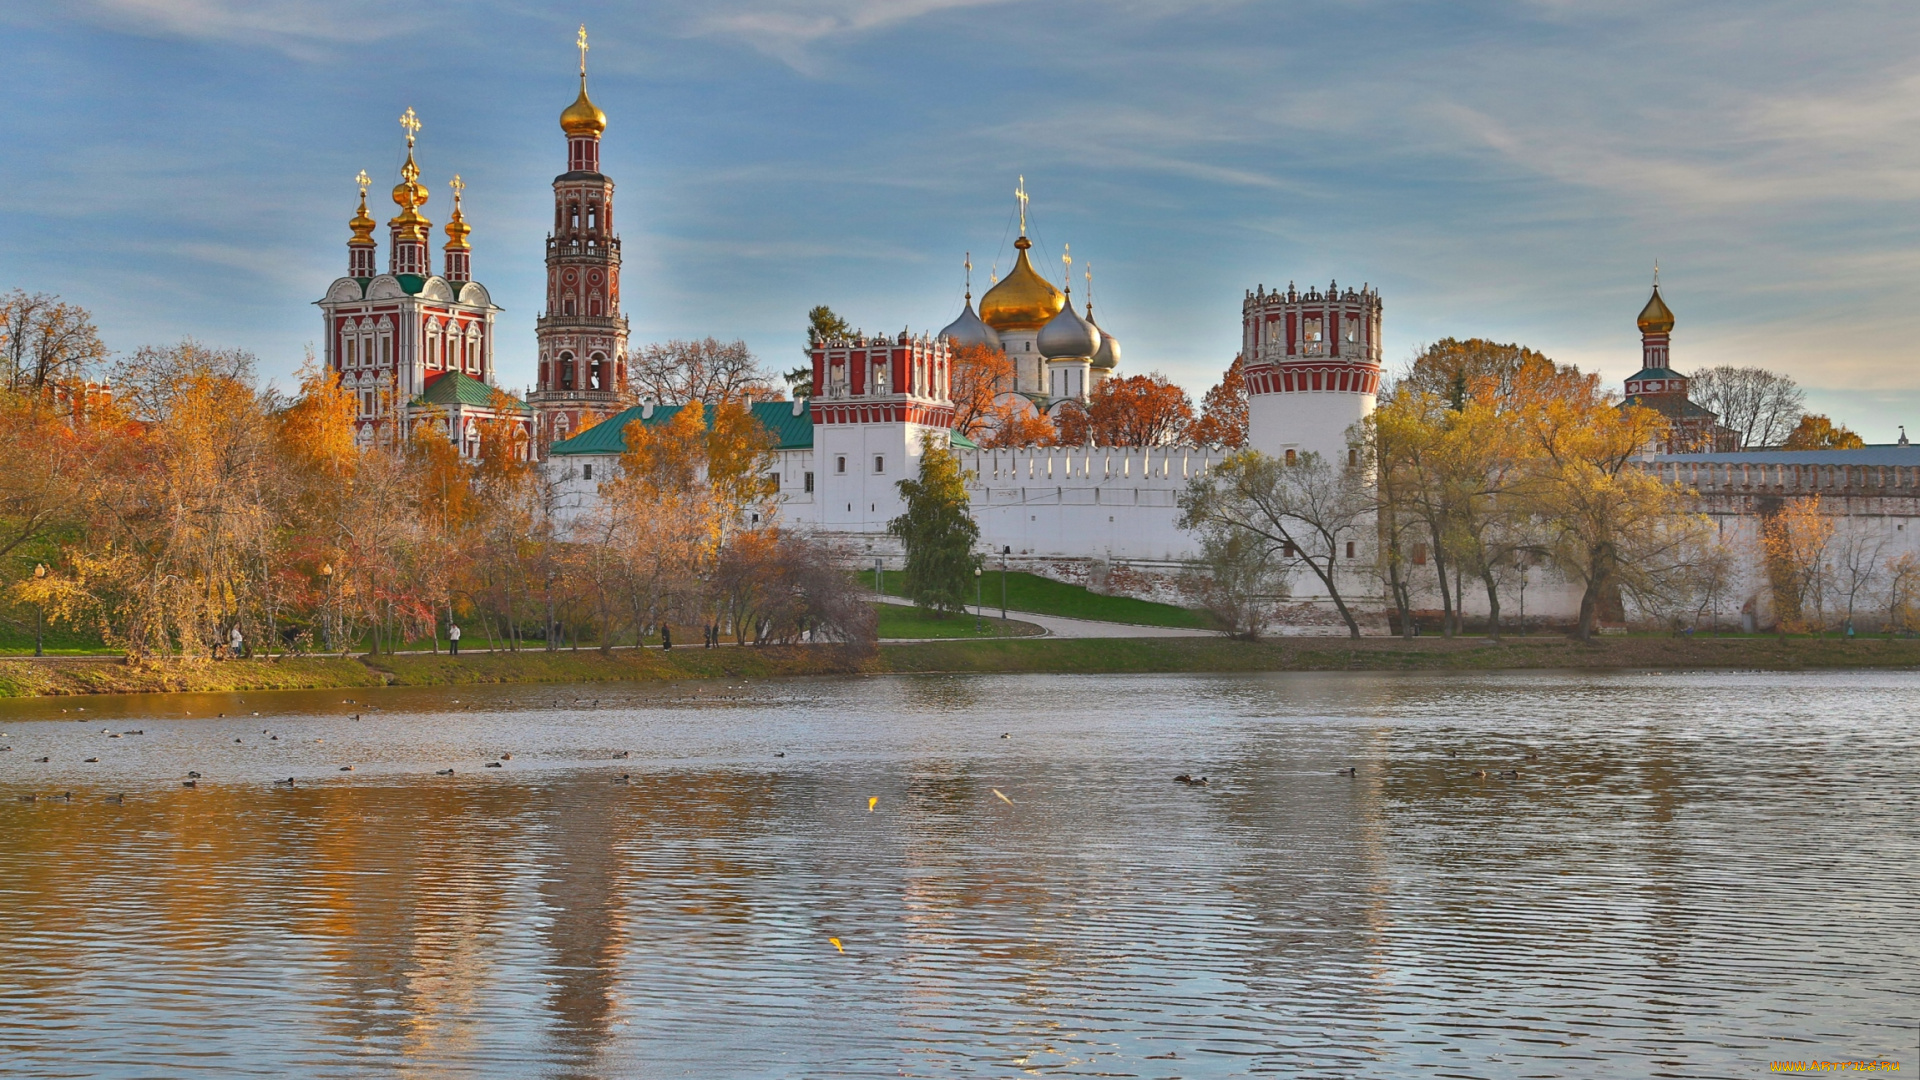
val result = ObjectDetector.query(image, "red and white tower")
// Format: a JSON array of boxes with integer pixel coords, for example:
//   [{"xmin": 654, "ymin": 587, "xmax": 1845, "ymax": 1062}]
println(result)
[
  {"xmin": 1240, "ymin": 280, "xmax": 1383, "ymax": 463},
  {"xmin": 528, "ymin": 26, "xmax": 629, "ymax": 451},
  {"xmin": 809, "ymin": 330, "xmax": 955, "ymax": 533}
]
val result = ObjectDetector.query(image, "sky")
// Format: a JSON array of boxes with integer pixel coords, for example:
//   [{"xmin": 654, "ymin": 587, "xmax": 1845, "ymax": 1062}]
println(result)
[{"xmin": 5, "ymin": 0, "xmax": 1920, "ymax": 438}]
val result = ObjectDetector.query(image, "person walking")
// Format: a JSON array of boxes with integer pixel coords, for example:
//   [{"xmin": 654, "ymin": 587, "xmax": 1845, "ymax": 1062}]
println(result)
[
  {"xmin": 230, "ymin": 624, "xmax": 244, "ymax": 659},
  {"xmin": 448, "ymin": 623, "xmax": 461, "ymax": 656},
  {"xmin": 661, "ymin": 624, "xmax": 673, "ymax": 650}
]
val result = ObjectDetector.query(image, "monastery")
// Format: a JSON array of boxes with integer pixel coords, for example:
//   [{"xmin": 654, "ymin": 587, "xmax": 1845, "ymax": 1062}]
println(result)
[{"xmin": 321, "ymin": 33, "xmax": 1920, "ymax": 631}]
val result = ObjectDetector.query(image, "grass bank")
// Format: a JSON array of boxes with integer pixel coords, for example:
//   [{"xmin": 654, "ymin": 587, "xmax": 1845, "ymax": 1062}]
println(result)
[
  {"xmin": 874, "ymin": 604, "xmax": 1044, "ymax": 639},
  {"xmin": 860, "ymin": 569, "xmax": 1214, "ymax": 630},
  {"xmin": 1, "ymin": 634, "xmax": 1915, "ymax": 698}
]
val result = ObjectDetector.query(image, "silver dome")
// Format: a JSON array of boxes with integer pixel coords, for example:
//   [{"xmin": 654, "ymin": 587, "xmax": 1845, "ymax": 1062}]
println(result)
[
  {"xmin": 1089, "ymin": 314, "xmax": 1120, "ymax": 369},
  {"xmin": 939, "ymin": 299, "xmax": 1002, "ymax": 352},
  {"xmin": 1036, "ymin": 296, "xmax": 1100, "ymax": 359}
]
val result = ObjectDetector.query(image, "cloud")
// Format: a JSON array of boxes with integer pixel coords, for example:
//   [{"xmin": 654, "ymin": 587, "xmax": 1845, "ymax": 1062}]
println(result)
[
  {"xmin": 55, "ymin": 0, "xmax": 421, "ymax": 57},
  {"xmin": 684, "ymin": 0, "xmax": 1013, "ymax": 72}
]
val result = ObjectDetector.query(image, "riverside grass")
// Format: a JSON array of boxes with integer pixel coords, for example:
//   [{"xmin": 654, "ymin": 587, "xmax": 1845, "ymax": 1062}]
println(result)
[{"xmin": 2, "ymin": 634, "xmax": 1919, "ymax": 697}]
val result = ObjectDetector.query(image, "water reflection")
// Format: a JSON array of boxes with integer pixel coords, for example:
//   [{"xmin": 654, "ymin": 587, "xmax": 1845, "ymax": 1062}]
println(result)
[{"xmin": 0, "ymin": 671, "xmax": 1914, "ymax": 1077}]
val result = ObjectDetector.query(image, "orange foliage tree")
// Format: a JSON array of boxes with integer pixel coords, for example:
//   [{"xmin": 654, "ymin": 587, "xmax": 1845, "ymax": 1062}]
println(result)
[
  {"xmin": 1782, "ymin": 414, "xmax": 1865, "ymax": 450},
  {"xmin": 949, "ymin": 343, "xmax": 1015, "ymax": 442},
  {"xmin": 1055, "ymin": 372, "xmax": 1194, "ymax": 446},
  {"xmin": 1188, "ymin": 355, "xmax": 1248, "ymax": 447}
]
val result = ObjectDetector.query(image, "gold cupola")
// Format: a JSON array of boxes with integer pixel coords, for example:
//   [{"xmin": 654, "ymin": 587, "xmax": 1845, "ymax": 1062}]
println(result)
[
  {"xmin": 980, "ymin": 237, "xmax": 1065, "ymax": 333},
  {"xmin": 443, "ymin": 175, "xmax": 471, "ymax": 251},
  {"xmin": 389, "ymin": 108, "xmax": 431, "ymax": 241},
  {"xmin": 1637, "ymin": 284, "xmax": 1674, "ymax": 334},
  {"xmin": 561, "ymin": 25, "xmax": 607, "ymax": 138},
  {"xmin": 348, "ymin": 170, "xmax": 377, "ymax": 245}
]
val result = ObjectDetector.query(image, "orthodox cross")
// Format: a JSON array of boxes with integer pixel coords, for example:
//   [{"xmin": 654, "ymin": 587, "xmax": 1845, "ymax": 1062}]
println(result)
[
  {"xmin": 450, "ymin": 174, "xmax": 465, "ymax": 204},
  {"xmin": 399, "ymin": 107, "xmax": 420, "ymax": 148},
  {"xmin": 1653, "ymin": 259, "xmax": 1660, "ymax": 287},
  {"xmin": 1085, "ymin": 262, "xmax": 1093, "ymax": 313},
  {"xmin": 1061, "ymin": 243, "xmax": 1072, "ymax": 290},
  {"xmin": 964, "ymin": 252, "xmax": 972, "ymax": 300},
  {"xmin": 355, "ymin": 170, "xmax": 370, "ymax": 197},
  {"xmin": 1015, "ymin": 176, "xmax": 1028, "ymax": 235},
  {"xmin": 578, "ymin": 24, "xmax": 589, "ymax": 76}
]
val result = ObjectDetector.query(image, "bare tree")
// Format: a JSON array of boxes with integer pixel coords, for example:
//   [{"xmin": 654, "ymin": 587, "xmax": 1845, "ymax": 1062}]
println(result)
[
  {"xmin": 0, "ymin": 290, "xmax": 108, "ymax": 393},
  {"xmin": 109, "ymin": 341, "xmax": 257, "ymax": 422},
  {"xmin": 1830, "ymin": 523, "xmax": 1887, "ymax": 633},
  {"xmin": 1182, "ymin": 520, "xmax": 1287, "ymax": 639},
  {"xmin": 627, "ymin": 338, "xmax": 774, "ymax": 404},
  {"xmin": 1687, "ymin": 366, "xmax": 1804, "ymax": 450},
  {"xmin": 1180, "ymin": 450, "xmax": 1372, "ymax": 638}
]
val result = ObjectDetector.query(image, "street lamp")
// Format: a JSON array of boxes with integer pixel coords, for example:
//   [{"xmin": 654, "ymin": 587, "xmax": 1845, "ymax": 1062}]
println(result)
[
  {"xmin": 320, "ymin": 563, "xmax": 334, "ymax": 655},
  {"xmin": 974, "ymin": 565, "xmax": 983, "ymax": 632},
  {"xmin": 32, "ymin": 563, "xmax": 46, "ymax": 658},
  {"xmin": 1000, "ymin": 546, "xmax": 1010, "ymax": 621}
]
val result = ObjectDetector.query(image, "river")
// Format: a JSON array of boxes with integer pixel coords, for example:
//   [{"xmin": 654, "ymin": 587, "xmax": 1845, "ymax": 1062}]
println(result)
[{"xmin": 0, "ymin": 671, "xmax": 1914, "ymax": 1078}]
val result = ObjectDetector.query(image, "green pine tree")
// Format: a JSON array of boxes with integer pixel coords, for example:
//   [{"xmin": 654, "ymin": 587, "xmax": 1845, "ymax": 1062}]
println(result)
[
  {"xmin": 791, "ymin": 305, "xmax": 854, "ymax": 398},
  {"xmin": 888, "ymin": 435, "xmax": 980, "ymax": 616}
]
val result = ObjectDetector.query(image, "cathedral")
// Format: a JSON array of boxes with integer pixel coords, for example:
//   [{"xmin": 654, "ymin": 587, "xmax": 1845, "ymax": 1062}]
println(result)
[
  {"xmin": 316, "ymin": 28, "xmax": 630, "ymax": 459},
  {"xmin": 937, "ymin": 183, "xmax": 1123, "ymax": 414}
]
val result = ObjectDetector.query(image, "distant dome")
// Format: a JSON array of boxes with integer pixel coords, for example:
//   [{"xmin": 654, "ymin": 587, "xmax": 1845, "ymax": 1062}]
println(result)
[
  {"xmin": 1637, "ymin": 285, "xmax": 1674, "ymax": 334},
  {"xmin": 1090, "ymin": 315, "xmax": 1120, "ymax": 370},
  {"xmin": 980, "ymin": 237, "xmax": 1065, "ymax": 333},
  {"xmin": 1037, "ymin": 296, "xmax": 1100, "ymax": 360},
  {"xmin": 561, "ymin": 78, "xmax": 607, "ymax": 138},
  {"xmin": 939, "ymin": 299, "xmax": 1002, "ymax": 353}
]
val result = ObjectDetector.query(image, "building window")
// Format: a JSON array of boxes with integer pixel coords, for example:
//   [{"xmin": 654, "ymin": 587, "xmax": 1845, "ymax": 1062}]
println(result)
[
  {"xmin": 874, "ymin": 455, "xmax": 885, "ymax": 474},
  {"xmin": 1284, "ymin": 541, "xmax": 1298, "ymax": 557},
  {"xmin": 767, "ymin": 472, "xmax": 780, "ymax": 491},
  {"xmin": 582, "ymin": 464, "xmax": 593, "ymax": 481},
  {"xmin": 1412, "ymin": 542, "xmax": 1428, "ymax": 566},
  {"xmin": 804, "ymin": 471, "xmax": 815, "ymax": 493},
  {"xmin": 836, "ymin": 456, "xmax": 847, "ymax": 474},
  {"xmin": 1302, "ymin": 318, "xmax": 1322, "ymax": 343},
  {"xmin": 1285, "ymin": 449, "xmax": 1297, "ymax": 465},
  {"xmin": 1348, "ymin": 448, "xmax": 1358, "ymax": 467},
  {"xmin": 1345, "ymin": 541, "xmax": 1356, "ymax": 559}
]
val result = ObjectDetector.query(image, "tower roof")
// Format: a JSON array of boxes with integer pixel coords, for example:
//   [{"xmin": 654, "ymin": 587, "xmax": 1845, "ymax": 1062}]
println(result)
[
  {"xmin": 980, "ymin": 237, "xmax": 1064, "ymax": 332},
  {"xmin": 560, "ymin": 26, "xmax": 607, "ymax": 137},
  {"xmin": 1637, "ymin": 284, "xmax": 1674, "ymax": 334}
]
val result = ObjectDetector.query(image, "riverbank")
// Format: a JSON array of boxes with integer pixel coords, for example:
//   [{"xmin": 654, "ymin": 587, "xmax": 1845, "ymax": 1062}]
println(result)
[{"xmin": 0, "ymin": 634, "xmax": 1916, "ymax": 697}]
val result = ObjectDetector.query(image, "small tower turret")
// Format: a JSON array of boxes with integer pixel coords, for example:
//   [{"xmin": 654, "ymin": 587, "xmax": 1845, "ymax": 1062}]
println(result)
[
  {"xmin": 387, "ymin": 108, "xmax": 431, "ymax": 278},
  {"xmin": 443, "ymin": 175, "xmax": 472, "ymax": 283},
  {"xmin": 1239, "ymin": 278, "xmax": 1383, "ymax": 463},
  {"xmin": 346, "ymin": 170, "xmax": 377, "ymax": 279}
]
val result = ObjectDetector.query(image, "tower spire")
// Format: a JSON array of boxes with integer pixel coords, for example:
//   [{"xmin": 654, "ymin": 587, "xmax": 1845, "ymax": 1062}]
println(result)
[
  {"xmin": 388, "ymin": 108, "xmax": 431, "ymax": 276},
  {"xmin": 964, "ymin": 252, "xmax": 972, "ymax": 302},
  {"xmin": 443, "ymin": 174, "xmax": 472, "ymax": 282},
  {"xmin": 347, "ymin": 169, "xmax": 377, "ymax": 277},
  {"xmin": 1015, "ymin": 176, "xmax": 1028, "ymax": 236}
]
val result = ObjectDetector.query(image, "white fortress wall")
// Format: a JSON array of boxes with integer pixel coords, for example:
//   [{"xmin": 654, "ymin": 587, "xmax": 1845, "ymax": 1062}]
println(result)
[{"xmin": 957, "ymin": 445, "xmax": 1225, "ymax": 564}]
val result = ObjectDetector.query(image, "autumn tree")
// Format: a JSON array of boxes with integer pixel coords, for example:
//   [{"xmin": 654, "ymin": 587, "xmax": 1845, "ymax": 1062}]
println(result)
[
  {"xmin": 1760, "ymin": 496, "xmax": 1835, "ymax": 632},
  {"xmin": 1188, "ymin": 355, "xmax": 1248, "ymax": 448},
  {"xmin": 1782, "ymin": 414, "xmax": 1865, "ymax": 450},
  {"xmin": 0, "ymin": 290, "xmax": 108, "ymax": 394},
  {"xmin": 628, "ymin": 338, "xmax": 775, "ymax": 404},
  {"xmin": 948, "ymin": 343, "xmax": 1015, "ymax": 441},
  {"xmin": 1687, "ymin": 366, "xmax": 1803, "ymax": 450},
  {"xmin": 888, "ymin": 435, "xmax": 979, "ymax": 615},
  {"xmin": 1055, "ymin": 372, "xmax": 1193, "ymax": 446},
  {"xmin": 1511, "ymin": 361, "xmax": 1708, "ymax": 641},
  {"xmin": 1180, "ymin": 450, "xmax": 1372, "ymax": 638},
  {"xmin": 983, "ymin": 404, "xmax": 1056, "ymax": 448}
]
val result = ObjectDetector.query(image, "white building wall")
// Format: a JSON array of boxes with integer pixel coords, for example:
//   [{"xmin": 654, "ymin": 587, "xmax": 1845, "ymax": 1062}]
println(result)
[{"xmin": 1245, "ymin": 390, "xmax": 1374, "ymax": 466}]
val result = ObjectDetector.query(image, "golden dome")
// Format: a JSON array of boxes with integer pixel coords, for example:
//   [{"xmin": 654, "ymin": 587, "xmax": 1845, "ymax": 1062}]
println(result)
[
  {"xmin": 979, "ymin": 237, "xmax": 1064, "ymax": 333},
  {"xmin": 561, "ymin": 77, "xmax": 606, "ymax": 138},
  {"xmin": 389, "ymin": 150, "xmax": 431, "ymax": 241},
  {"xmin": 1637, "ymin": 285, "xmax": 1674, "ymax": 334},
  {"xmin": 348, "ymin": 187, "xmax": 377, "ymax": 245}
]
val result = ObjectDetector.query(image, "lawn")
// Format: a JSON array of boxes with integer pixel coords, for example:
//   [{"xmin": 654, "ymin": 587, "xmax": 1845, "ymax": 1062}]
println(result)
[
  {"xmin": 872, "ymin": 602, "xmax": 1044, "ymax": 639},
  {"xmin": 860, "ymin": 569, "xmax": 1216, "ymax": 630}
]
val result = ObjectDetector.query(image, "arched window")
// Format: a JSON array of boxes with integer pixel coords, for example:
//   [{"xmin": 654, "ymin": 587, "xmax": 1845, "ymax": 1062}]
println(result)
[
  {"xmin": 466, "ymin": 327, "xmax": 481, "ymax": 373},
  {"xmin": 1285, "ymin": 449, "xmax": 1297, "ymax": 465},
  {"xmin": 570, "ymin": 203, "xmax": 580, "ymax": 232},
  {"xmin": 554, "ymin": 414, "xmax": 571, "ymax": 442},
  {"xmin": 589, "ymin": 352, "xmax": 605, "ymax": 391},
  {"xmin": 560, "ymin": 351, "xmax": 575, "ymax": 390}
]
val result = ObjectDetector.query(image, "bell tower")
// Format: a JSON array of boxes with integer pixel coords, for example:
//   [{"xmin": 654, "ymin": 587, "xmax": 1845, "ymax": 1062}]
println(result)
[{"xmin": 529, "ymin": 25, "xmax": 629, "ymax": 452}]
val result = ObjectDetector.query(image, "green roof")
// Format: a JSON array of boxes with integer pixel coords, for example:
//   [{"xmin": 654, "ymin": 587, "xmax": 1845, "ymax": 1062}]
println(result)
[
  {"xmin": 413, "ymin": 371, "xmax": 529, "ymax": 411},
  {"xmin": 548, "ymin": 400, "xmax": 976, "ymax": 455},
  {"xmin": 396, "ymin": 274, "xmax": 428, "ymax": 295}
]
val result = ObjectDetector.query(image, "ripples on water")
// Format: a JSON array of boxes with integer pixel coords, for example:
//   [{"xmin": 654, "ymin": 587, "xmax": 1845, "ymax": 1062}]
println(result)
[{"xmin": 0, "ymin": 671, "xmax": 1914, "ymax": 1078}]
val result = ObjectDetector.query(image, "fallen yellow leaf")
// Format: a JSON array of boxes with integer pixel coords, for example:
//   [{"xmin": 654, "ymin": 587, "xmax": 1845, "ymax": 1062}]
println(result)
[
  {"xmin": 829, "ymin": 937, "xmax": 844, "ymax": 954},
  {"xmin": 992, "ymin": 788, "xmax": 1014, "ymax": 806},
  {"xmin": 867, "ymin": 796, "xmax": 878, "ymax": 812}
]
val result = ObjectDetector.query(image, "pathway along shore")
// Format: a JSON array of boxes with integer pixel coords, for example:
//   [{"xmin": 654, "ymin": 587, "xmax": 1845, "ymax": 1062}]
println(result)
[{"xmin": 0, "ymin": 634, "xmax": 1917, "ymax": 698}]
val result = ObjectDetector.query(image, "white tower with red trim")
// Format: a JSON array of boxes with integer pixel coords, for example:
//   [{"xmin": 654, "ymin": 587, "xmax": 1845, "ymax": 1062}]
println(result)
[
  {"xmin": 1240, "ymin": 280, "xmax": 1382, "ymax": 464},
  {"xmin": 809, "ymin": 330, "xmax": 956, "ymax": 535}
]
